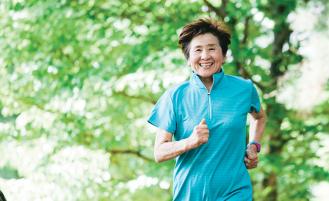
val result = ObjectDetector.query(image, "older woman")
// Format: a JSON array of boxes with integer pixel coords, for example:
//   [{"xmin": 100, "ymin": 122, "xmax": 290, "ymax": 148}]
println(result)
[{"xmin": 148, "ymin": 18, "xmax": 266, "ymax": 201}]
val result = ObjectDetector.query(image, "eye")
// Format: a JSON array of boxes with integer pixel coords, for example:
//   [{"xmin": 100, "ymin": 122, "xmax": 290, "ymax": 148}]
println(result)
[
  {"xmin": 209, "ymin": 48, "xmax": 216, "ymax": 51},
  {"xmin": 195, "ymin": 49, "xmax": 201, "ymax": 52}
]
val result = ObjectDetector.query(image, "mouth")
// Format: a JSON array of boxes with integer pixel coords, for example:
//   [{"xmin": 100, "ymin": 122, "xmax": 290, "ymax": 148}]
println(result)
[{"xmin": 199, "ymin": 62, "xmax": 213, "ymax": 69}]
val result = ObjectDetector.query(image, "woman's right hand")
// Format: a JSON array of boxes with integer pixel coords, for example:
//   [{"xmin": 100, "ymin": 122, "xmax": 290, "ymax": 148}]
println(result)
[{"xmin": 188, "ymin": 119, "xmax": 209, "ymax": 148}]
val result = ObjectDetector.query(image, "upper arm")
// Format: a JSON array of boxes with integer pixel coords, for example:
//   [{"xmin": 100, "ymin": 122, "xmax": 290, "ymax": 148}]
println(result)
[
  {"xmin": 249, "ymin": 82, "xmax": 261, "ymax": 113},
  {"xmin": 148, "ymin": 91, "xmax": 177, "ymax": 134},
  {"xmin": 154, "ymin": 128, "xmax": 173, "ymax": 148}
]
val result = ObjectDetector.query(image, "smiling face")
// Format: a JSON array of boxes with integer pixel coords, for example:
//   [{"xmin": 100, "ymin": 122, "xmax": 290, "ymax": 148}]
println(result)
[{"xmin": 188, "ymin": 33, "xmax": 225, "ymax": 79}]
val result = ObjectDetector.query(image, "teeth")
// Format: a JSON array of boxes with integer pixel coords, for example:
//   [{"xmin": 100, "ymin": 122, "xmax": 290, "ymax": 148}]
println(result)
[{"xmin": 200, "ymin": 63, "xmax": 213, "ymax": 68}]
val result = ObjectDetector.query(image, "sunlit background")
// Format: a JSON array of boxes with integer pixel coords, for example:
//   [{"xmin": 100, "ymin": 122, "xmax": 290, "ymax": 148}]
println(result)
[{"xmin": 0, "ymin": 0, "xmax": 328, "ymax": 201}]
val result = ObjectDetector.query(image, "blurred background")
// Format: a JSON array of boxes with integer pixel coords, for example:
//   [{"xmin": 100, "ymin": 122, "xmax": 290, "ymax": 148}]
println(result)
[{"xmin": 0, "ymin": 0, "xmax": 328, "ymax": 200}]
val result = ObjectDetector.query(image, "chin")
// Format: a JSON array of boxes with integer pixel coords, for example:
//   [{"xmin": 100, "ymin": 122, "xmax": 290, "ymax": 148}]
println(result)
[
  {"xmin": 194, "ymin": 67, "xmax": 221, "ymax": 75},
  {"xmin": 197, "ymin": 72, "xmax": 214, "ymax": 78}
]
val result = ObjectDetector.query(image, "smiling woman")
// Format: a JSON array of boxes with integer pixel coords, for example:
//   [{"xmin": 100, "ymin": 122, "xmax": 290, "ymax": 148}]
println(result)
[
  {"xmin": 178, "ymin": 19, "xmax": 230, "ymax": 91},
  {"xmin": 187, "ymin": 33, "xmax": 225, "ymax": 86},
  {"xmin": 148, "ymin": 18, "xmax": 266, "ymax": 201}
]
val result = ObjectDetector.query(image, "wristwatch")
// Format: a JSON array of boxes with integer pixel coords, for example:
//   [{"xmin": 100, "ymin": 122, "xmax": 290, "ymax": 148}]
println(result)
[{"xmin": 249, "ymin": 141, "xmax": 261, "ymax": 153}]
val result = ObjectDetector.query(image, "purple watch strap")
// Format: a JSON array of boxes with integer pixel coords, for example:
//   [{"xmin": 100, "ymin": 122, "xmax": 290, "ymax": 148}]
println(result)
[{"xmin": 249, "ymin": 141, "xmax": 261, "ymax": 152}]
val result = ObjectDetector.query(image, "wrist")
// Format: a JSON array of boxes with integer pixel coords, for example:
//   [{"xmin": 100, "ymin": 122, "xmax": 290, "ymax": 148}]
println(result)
[
  {"xmin": 249, "ymin": 144, "xmax": 258, "ymax": 152},
  {"xmin": 184, "ymin": 137, "xmax": 195, "ymax": 151},
  {"xmin": 248, "ymin": 141, "xmax": 261, "ymax": 153},
  {"xmin": 186, "ymin": 135, "xmax": 198, "ymax": 151}
]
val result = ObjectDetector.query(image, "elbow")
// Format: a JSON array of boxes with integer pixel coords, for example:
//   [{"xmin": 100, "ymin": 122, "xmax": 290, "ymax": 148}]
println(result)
[
  {"xmin": 154, "ymin": 156, "xmax": 162, "ymax": 163},
  {"xmin": 154, "ymin": 157, "xmax": 163, "ymax": 163},
  {"xmin": 257, "ymin": 109, "xmax": 267, "ymax": 123},
  {"xmin": 154, "ymin": 151, "xmax": 165, "ymax": 163},
  {"xmin": 263, "ymin": 112, "xmax": 267, "ymax": 123}
]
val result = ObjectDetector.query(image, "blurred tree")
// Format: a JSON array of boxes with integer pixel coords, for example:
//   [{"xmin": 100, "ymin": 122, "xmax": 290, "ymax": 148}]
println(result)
[{"xmin": 0, "ymin": 0, "xmax": 328, "ymax": 200}]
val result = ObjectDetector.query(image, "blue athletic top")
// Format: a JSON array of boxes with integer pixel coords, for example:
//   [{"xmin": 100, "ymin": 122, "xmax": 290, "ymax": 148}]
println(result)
[{"xmin": 148, "ymin": 69, "xmax": 261, "ymax": 201}]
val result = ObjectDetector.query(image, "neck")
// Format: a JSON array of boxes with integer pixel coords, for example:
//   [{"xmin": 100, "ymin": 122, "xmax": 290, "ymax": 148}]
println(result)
[{"xmin": 200, "ymin": 76, "xmax": 213, "ymax": 91}]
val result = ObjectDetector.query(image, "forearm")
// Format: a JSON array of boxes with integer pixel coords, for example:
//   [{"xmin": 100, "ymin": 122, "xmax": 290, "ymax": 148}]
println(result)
[
  {"xmin": 154, "ymin": 120, "xmax": 209, "ymax": 163},
  {"xmin": 154, "ymin": 138, "xmax": 195, "ymax": 163},
  {"xmin": 249, "ymin": 113, "xmax": 266, "ymax": 143}
]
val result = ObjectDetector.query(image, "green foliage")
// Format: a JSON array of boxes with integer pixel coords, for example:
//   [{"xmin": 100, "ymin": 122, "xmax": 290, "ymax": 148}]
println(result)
[{"xmin": 0, "ymin": 0, "xmax": 328, "ymax": 200}]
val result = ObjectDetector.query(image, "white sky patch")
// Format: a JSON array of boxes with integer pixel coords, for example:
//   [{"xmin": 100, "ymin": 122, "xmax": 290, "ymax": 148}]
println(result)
[
  {"xmin": 46, "ymin": 90, "xmax": 86, "ymax": 115},
  {"xmin": 252, "ymin": 74, "xmax": 262, "ymax": 82},
  {"xmin": 315, "ymin": 133, "xmax": 329, "ymax": 169},
  {"xmin": 255, "ymin": 35, "xmax": 273, "ymax": 49},
  {"xmin": 10, "ymin": 9, "xmax": 30, "ymax": 20},
  {"xmin": 261, "ymin": 17, "xmax": 275, "ymax": 29},
  {"xmin": 110, "ymin": 40, "xmax": 120, "ymax": 47},
  {"xmin": 114, "ymin": 61, "xmax": 188, "ymax": 94},
  {"xmin": 311, "ymin": 182, "xmax": 329, "ymax": 201},
  {"xmin": 0, "ymin": 139, "xmax": 110, "ymax": 201},
  {"xmin": 254, "ymin": 56, "xmax": 271, "ymax": 69},
  {"xmin": 15, "ymin": 107, "xmax": 56, "ymax": 130},
  {"xmin": 159, "ymin": 180, "xmax": 170, "ymax": 189},
  {"xmin": 113, "ymin": 18, "xmax": 130, "ymax": 30},
  {"xmin": 123, "ymin": 35, "xmax": 140, "ymax": 45},
  {"xmin": 252, "ymin": 9, "xmax": 274, "ymax": 30},
  {"xmin": 201, "ymin": 5, "xmax": 209, "ymax": 12},
  {"xmin": 0, "ymin": 138, "xmax": 56, "ymax": 176},
  {"xmin": 126, "ymin": 175, "xmax": 159, "ymax": 192},
  {"xmin": 253, "ymin": 10, "xmax": 265, "ymax": 23},
  {"xmin": 134, "ymin": 25, "xmax": 149, "ymax": 35},
  {"xmin": 47, "ymin": 65, "xmax": 58, "ymax": 74},
  {"xmin": 277, "ymin": 8, "xmax": 329, "ymax": 111}
]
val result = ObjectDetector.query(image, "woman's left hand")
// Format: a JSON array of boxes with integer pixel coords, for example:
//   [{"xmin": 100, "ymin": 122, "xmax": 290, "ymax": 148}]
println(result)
[{"xmin": 244, "ymin": 145, "xmax": 258, "ymax": 169}]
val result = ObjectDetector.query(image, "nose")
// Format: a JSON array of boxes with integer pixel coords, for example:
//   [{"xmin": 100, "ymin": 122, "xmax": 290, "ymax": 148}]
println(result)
[{"xmin": 201, "ymin": 50, "xmax": 210, "ymax": 60}]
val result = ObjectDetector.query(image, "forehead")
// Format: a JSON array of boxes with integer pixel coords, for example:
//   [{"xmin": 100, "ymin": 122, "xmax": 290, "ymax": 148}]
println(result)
[{"xmin": 190, "ymin": 33, "xmax": 219, "ymax": 48}]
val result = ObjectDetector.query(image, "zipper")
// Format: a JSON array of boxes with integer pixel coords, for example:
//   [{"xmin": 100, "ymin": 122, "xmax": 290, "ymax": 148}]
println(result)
[
  {"xmin": 203, "ymin": 76, "xmax": 214, "ymax": 121},
  {"xmin": 206, "ymin": 78, "xmax": 214, "ymax": 121},
  {"xmin": 208, "ymin": 92, "xmax": 212, "ymax": 120}
]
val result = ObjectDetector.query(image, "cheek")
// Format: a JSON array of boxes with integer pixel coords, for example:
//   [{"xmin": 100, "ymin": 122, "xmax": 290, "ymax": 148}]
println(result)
[
  {"xmin": 188, "ymin": 56, "xmax": 199, "ymax": 66},
  {"xmin": 214, "ymin": 54, "xmax": 224, "ymax": 63}
]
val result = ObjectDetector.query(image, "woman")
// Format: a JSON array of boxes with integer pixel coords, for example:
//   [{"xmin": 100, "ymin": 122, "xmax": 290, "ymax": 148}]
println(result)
[{"xmin": 148, "ymin": 18, "xmax": 266, "ymax": 201}]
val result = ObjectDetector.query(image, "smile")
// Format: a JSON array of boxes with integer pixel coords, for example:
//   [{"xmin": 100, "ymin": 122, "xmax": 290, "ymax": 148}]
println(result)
[{"xmin": 199, "ymin": 63, "xmax": 213, "ymax": 68}]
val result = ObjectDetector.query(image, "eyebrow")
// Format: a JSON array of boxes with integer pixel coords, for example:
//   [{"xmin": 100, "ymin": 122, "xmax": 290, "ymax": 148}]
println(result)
[{"xmin": 193, "ymin": 44, "xmax": 218, "ymax": 48}]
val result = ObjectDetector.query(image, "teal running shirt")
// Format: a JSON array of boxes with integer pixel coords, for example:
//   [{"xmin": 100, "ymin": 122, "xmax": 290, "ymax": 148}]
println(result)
[{"xmin": 148, "ymin": 69, "xmax": 261, "ymax": 201}]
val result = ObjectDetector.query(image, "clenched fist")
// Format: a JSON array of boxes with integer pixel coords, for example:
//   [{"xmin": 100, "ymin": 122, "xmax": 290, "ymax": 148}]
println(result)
[
  {"xmin": 244, "ymin": 144, "xmax": 258, "ymax": 169},
  {"xmin": 188, "ymin": 119, "xmax": 209, "ymax": 148}
]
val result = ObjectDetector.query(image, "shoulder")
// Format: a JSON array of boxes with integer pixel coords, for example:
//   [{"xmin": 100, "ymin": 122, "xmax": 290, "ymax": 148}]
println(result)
[
  {"xmin": 164, "ymin": 80, "xmax": 190, "ymax": 97},
  {"xmin": 224, "ymin": 74, "xmax": 252, "ymax": 85},
  {"xmin": 157, "ymin": 80, "xmax": 191, "ymax": 106},
  {"xmin": 224, "ymin": 74, "xmax": 253, "ymax": 89}
]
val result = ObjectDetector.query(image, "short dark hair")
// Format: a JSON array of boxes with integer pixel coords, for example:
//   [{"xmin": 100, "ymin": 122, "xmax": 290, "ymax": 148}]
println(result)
[{"xmin": 178, "ymin": 18, "xmax": 231, "ymax": 59}]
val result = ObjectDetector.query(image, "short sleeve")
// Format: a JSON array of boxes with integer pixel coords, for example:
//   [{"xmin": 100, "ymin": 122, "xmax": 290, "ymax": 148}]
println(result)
[
  {"xmin": 249, "ymin": 82, "xmax": 261, "ymax": 113},
  {"xmin": 147, "ymin": 91, "xmax": 177, "ymax": 134}
]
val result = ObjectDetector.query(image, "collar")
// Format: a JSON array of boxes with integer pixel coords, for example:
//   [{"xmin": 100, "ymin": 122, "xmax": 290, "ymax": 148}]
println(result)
[{"xmin": 190, "ymin": 69, "xmax": 225, "ymax": 90}]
